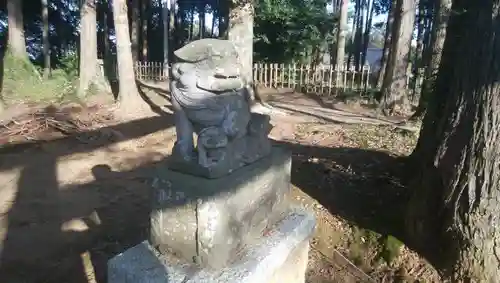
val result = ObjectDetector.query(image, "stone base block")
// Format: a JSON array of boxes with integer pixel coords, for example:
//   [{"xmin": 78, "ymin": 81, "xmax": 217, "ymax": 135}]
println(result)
[
  {"xmin": 150, "ymin": 147, "xmax": 292, "ymax": 269},
  {"xmin": 109, "ymin": 208, "xmax": 315, "ymax": 283}
]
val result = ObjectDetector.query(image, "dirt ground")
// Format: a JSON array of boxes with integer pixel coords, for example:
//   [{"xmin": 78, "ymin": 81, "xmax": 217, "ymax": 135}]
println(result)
[{"xmin": 0, "ymin": 85, "xmax": 439, "ymax": 282}]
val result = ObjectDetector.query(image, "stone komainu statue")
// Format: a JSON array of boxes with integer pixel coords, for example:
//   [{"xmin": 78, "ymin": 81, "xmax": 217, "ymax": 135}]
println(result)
[{"xmin": 169, "ymin": 38, "xmax": 272, "ymax": 178}]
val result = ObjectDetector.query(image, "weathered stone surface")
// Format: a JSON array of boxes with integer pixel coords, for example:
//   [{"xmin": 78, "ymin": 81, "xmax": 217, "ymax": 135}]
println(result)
[
  {"xmin": 150, "ymin": 147, "xmax": 292, "ymax": 268},
  {"xmin": 266, "ymin": 238, "xmax": 310, "ymax": 283},
  {"xmin": 108, "ymin": 242, "xmax": 189, "ymax": 283},
  {"xmin": 109, "ymin": 207, "xmax": 316, "ymax": 283},
  {"xmin": 149, "ymin": 186, "xmax": 198, "ymax": 263},
  {"xmin": 168, "ymin": 112, "xmax": 272, "ymax": 179},
  {"xmin": 169, "ymin": 38, "xmax": 272, "ymax": 178}
]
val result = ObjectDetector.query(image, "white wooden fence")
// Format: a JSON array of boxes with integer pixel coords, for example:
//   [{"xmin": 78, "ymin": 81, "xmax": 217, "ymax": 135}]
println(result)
[
  {"xmin": 134, "ymin": 62, "xmax": 169, "ymax": 81},
  {"xmin": 133, "ymin": 61, "xmax": 375, "ymax": 95},
  {"xmin": 252, "ymin": 63, "xmax": 373, "ymax": 95}
]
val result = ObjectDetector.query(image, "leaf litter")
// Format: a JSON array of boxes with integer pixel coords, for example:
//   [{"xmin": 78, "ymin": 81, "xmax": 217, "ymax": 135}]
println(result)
[{"xmin": 283, "ymin": 120, "xmax": 441, "ymax": 283}]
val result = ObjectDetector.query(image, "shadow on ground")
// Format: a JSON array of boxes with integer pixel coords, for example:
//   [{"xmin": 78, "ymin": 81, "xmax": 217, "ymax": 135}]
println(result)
[
  {"xmin": 0, "ymin": 112, "xmax": 412, "ymax": 282},
  {"xmin": 0, "ymin": 114, "xmax": 177, "ymax": 282},
  {"xmin": 136, "ymin": 80, "xmax": 170, "ymax": 99},
  {"xmin": 0, "ymin": 118, "xmax": 294, "ymax": 282},
  {"xmin": 274, "ymin": 140, "xmax": 410, "ymax": 241}
]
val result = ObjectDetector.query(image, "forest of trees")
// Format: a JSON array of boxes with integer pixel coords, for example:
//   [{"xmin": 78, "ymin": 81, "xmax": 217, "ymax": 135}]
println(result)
[
  {"xmin": 0, "ymin": 0, "xmax": 430, "ymax": 115},
  {"xmin": 2, "ymin": 0, "xmax": 500, "ymax": 282}
]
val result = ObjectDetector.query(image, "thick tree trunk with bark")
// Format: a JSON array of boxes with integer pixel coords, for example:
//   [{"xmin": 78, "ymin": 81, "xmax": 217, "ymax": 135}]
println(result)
[
  {"xmin": 189, "ymin": 7, "xmax": 195, "ymax": 41},
  {"xmin": 353, "ymin": 0, "xmax": 363, "ymax": 70},
  {"xmin": 228, "ymin": 0, "xmax": 253, "ymax": 86},
  {"xmin": 335, "ymin": 0, "xmax": 348, "ymax": 70},
  {"xmin": 378, "ymin": 0, "xmax": 415, "ymax": 114},
  {"xmin": 412, "ymin": 0, "xmax": 451, "ymax": 119},
  {"xmin": 411, "ymin": 0, "xmax": 426, "ymax": 100},
  {"xmin": 376, "ymin": 0, "xmax": 395, "ymax": 89},
  {"xmin": 198, "ymin": 3, "xmax": 205, "ymax": 39},
  {"xmin": 79, "ymin": 0, "xmax": 108, "ymax": 97},
  {"xmin": 99, "ymin": 0, "xmax": 113, "ymax": 81},
  {"xmin": 219, "ymin": 2, "xmax": 229, "ymax": 38},
  {"xmin": 113, "ymin": 0, "xmax": 148, "ymax": 116},
  {"xmin": 422, "ymin": 7, "xmax": 433, "ymax": 53},
  {"xmin": 6, "ymin": 0, "xmax": 27, "ymax": 57},
  {"xmin": 140, "ymin": 0, "xmax": 148, "ymax": 61},
  {"xmin": 406, "ymin": 1, "xmax": 500, "ymax": 281},
  {"xmin": 173, "ymin": 2, "xmax": 187, "ymax": 50},
  {"xmin": 228, "ymin": 0, "xmax": 268, "ymax": 105},
  {"xmin": 211, "ymin": 12, "xmax": 216, "ymax": 37},
  {"xmin": 346, "ymin": 7, "xmax": 357, "ymax": 68},
  {"xmin": 361, "ymin": 0, "xmax": 374, "ymax": 67},
  {"xmin": 162, "ymin": 0, "xmax": 170, "ymax": 67},
  {"xmin": 130, "ymin": 0, "xmax": 140, "ymax": 62},
  {"xmin": 113, "ymin": 0, "xmax": 139, "ymax": 98},
  {"xmin": 42, "ymin": 0, "xmax": 50, "ymax": 78}
]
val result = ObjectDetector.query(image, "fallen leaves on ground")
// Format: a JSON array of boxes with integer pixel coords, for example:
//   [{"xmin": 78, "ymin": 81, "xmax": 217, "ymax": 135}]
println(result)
[{"xmin": 287, "ymin": 121, "xmax": 440, "ymax": 283}]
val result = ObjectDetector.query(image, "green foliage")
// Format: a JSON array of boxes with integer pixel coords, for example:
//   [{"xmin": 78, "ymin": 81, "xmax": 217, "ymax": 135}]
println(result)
[
  {"xmin": 254, "ymin": 0, "xmax": 338, "ymax": 63},
  {"xmin": 349, "ymin": 227, "xmax": 403, "ymax": 268},
  {"xmin": 349, "ymin": 227, "xmax": 381, "ymax": 269},
  {"xmin": 380, "ymin": 235, "xmax": 403, "ymax": 265},
  {"xmin": 2, "ymin": 49, "xmax": 76, "ymax": 104},
  {"xmin": 60, "ymin": 53, "xmax": 79, "ymax": 80}
]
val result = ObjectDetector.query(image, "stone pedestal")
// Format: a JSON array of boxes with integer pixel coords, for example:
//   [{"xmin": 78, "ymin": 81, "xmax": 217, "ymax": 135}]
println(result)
[
  {"xmin": 150, "ymin": 147, "xmax": 291, "ymax": 269},
  {"xmin": 108, "ymin": 147, "xmax": 315, "ymax": 282},
  {"xmin": 109, "ymin": 208, "xmax": 314, "ymax": 283}
]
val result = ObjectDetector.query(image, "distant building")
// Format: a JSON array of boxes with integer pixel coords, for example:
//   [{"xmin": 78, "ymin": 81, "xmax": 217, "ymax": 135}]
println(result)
[{"xmin": 320, "ymin": 42, "xmax": 384, "ymax": 71}]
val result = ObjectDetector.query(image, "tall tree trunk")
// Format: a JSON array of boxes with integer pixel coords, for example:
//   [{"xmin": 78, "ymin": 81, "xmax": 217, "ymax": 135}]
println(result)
[
  {"xmin": 219, "ymin": 2, "xmax": 229, "ymax": 38},
  {"xmin": 347, "ymin": 1, "xmax": 360, "ymax": 68},
  {"xmin": 353, "ymin": 0, "xmax": 363, "ymax": 70},
  {"xmin": 130, "ymin": 0, "xmax": 140, "ymax": 62},
  {"xmin": 335, "ymin": 0, "xmax": 349, "ymax": 70},
  {"xmin": 412, "ymin": 0, "xmax": 451, "ymax": 120},
  {"xmin": 376, "ymin": 1, "xmax": 395, "ymax": 88},
  {"xmin": 422, "ymin": 6, "xmax": 433, "ymax": 55},
  {"xmin": 147, "ymin": 1, "xmax": 153, "ymax": 60},
  {"xmin": 417, "ymin": 6, "xmax": 433, "ymax": 76},
  {"xmin": 411, "ymin": 0, "xmax": 426, "ymax": 100},
  {"xmin": 228, "ymin": 0, "xmax": 267, "ymax": 105},
  {"xmin": 198, "ymin": 3, "xmax": 205, "ymax": 39},
  {"xmin": 173, "ymin": 2, "xmax": 185, "ymax": 50},
  {"xmin": 140, "ymin": 0, "xmax": 148, "ymax": 61},
  {"xmin": 218, "ymin": 15, "xmax": 224, "ymax": 38},
  {"xmin": 79, "ymin": 0, "xmax": 108, "ymax": 97},
  {"xmin": 211, "ymin": 13, "xmax": 216, "ymax": 37},
  {"xmin": 189, "ymin": 7, "xmax": 195, "ymax": 41},
  {"xmin": 168, "ymin": 0, "xmax": 176, "ymax": 62},
  {"xmin": 113, "ymin": 0, "xmax": 145, "ymax": 112},
  {"xmin": 6, "ymin": 0, "xmax": 27, "ymax": 58},
  {"xmin": 406, "ymin": 1, "xmax": 500, "ymax": 281},
  {"xmin": 162, "ymin": 0, "xmax": 171, "ymax": 72},
  {"xmin": 378, "ymin": 0, "xmax": 415, "ymax": 114},
  {"xmin": 100, "ymin": 0, "xmax": 112, "ymax": 80},
  {"xmin": 228, "ymin": 0, "xmax": 253, "ymax": 86},
  {"xmin": 41, "ymin": 0, "xmax": 50, "ymax": 78},
  {"xmin": 211, "ymin": 9, "xmax": 216, "ymax": 37},
  {"xmin": 361, "ymin": 0, "xmax": 375, "ymax": 67}
]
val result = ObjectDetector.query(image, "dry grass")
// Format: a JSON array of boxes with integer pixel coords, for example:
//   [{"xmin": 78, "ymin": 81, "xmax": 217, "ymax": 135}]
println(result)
[{"xmin": 0, "ymin": 103, "xmax": 114, "ymax": 146}]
